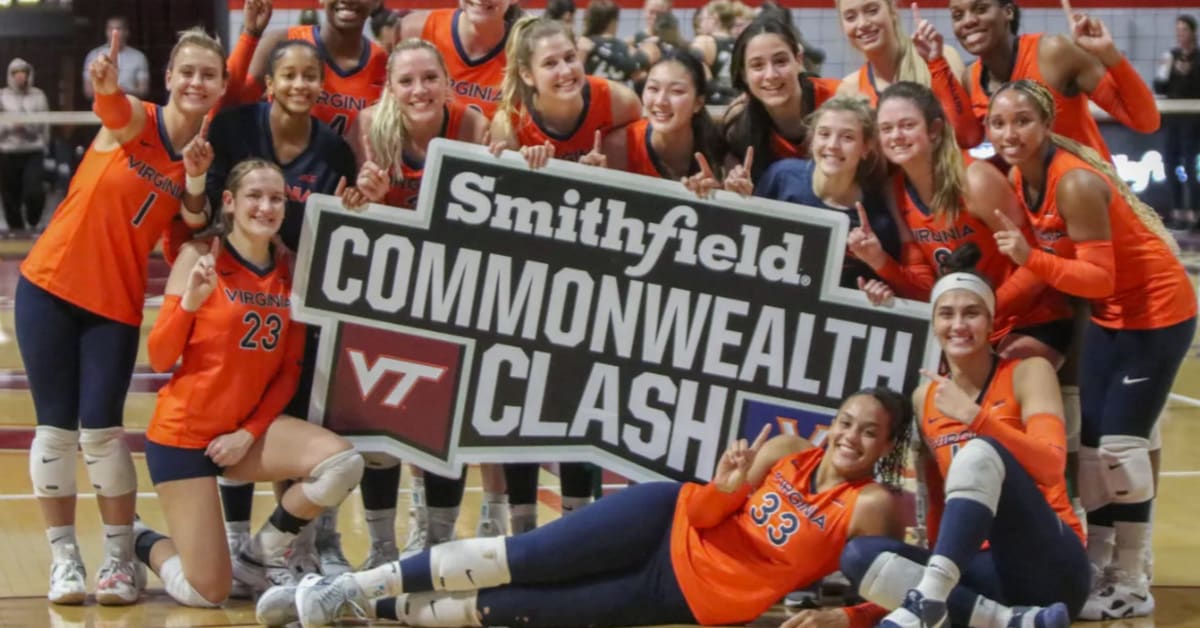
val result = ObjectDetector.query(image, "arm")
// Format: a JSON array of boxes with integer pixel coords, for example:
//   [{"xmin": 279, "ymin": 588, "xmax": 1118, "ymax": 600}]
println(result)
[
  {"xmin": 836, "ymin": 70, "xmax": 861, "ymax": 98},
  {"xmin": 223, "ymin": 31, "xmax": 268, "ymax": 108},
  {"xmin": 928, "ymin": 50, "xmax": 982, "ymax": 148},
  {"xmin": 601, "ymin": 127, "xmax": 628, "ymax": 172},
  {"xmin": 240, "ymin": 319, "xmax": 306, "ymax": 439},
  {"xmin": 970, "ymin": 357, "xmax": 1067, "ymax": 486},
  {"xmin": 1022, "ymin": 169, "xmax": 1115, "ymax": 298},
  {"xmin": 246, "ymin": 29, "xmax": 291, "ymax": 93},
  {"xmin": 607, "ymin": 81, "xmax": 644, "ymax": 129},
  {"xmin": 911, "ymin": 384, "xmax": 944, "ymax": 547},
  {"xmin": 965, "ymin": 161, "xmax": 1050, "ymax": 316},
  {"xmin": 88, "ymin": 31, "xmax": 148, "ymax": 147},
  {"xmin": 688, "ymin": 434, "xmax": 811, "ymax": 529},
  {"xmin": 874, "ymin": 243, "xmax": 936, "ymax": 300},
  {"xmin": 458, "ymin": 107, "xmax": 490, "ymax": 145},
  {"xmin": 838, "ymin": 485, "xmax": 905, "ymax": 628},
  {"xmin": 399, "ymin": 10, "xmax": 431, "ymax": 40},
  {"xmin": 147, "ymin": 242, "xmax": 207, "ymax": 372},
  {"xmin": 346, "ymin": 106, "xmax": 371, "ymax": 167},
  {"xmin": 1043, "ymin": 33, "xmax": 1159, "ymax": 133},
  {"xmin": 690, "ymin": 35, "xmax": 717, "ymax": 66}
]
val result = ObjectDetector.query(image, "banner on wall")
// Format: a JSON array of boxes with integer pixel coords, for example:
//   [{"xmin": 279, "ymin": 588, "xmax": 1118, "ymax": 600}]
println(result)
[{"xmin": 291, "ymin": 139, "xmax": 937, "ymax": 482}]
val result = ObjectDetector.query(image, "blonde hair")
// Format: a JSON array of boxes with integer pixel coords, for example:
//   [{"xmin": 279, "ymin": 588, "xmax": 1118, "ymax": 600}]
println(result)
[
  {"xmin": 494, "ymin": 16, "xmax": 576, "ymax": 139},
  {"xmin": 991, "ymin": 80, "xmax": 1181, "ymax": 256},
  {"xmin": 369, "ymin": 40, "xmax": 450, "ymax": 173},
  {"xmin": 835, "ymin": 0, "xmax": 931, "ymax": 86},
  {"xmin": 806, "ymin": 95, "xmax": 886, "ymax": 188},
  {"xmin": 169, "ymin": 27, "xmax": 226, "ymax": 76},
  {"xmin": 878, "ymin": 82, "xmax": 965, "ymax": 221}
]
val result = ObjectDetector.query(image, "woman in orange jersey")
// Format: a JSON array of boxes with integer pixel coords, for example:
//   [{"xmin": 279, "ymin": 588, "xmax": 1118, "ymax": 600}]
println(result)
[
  {"xmin": 131, "ymin": 159, "xmax": 363, "ymax": 610},
  {"xmin": 987, "ymin": 80, "xmax": 1196, "ymax": 621},
  {"xmin": 850, "ymin": 82, "xmax": 1074, "ymax": 369},
  {"xmin": 15, "ymin": 28, "xmax": 226, "ymax": 606},
  {"xmin": 485, "ymin": 14, "xmax": 641, "ymax": 532},
  {"xmin": 400, "ymin": 0, "xmax": 523, "ymax": 117},
  {"xmin": 835, "ymin": 0, "xmax": 981, "ymax": 148},
  {"xmin": 260, "ymin": 388, "xmax": 912, "ymax": 628},
  {"xmin": 347, "ymin": 38, "xmax": 508, "ymax": 569},
  {"xmin": 720, "ymin": 16, "xmax": 841, "ymax": 190},
  {"xmin": 838, "ymin": 266, "xmax": 1086, "ymax": 628},
  {"xmin": 949, "ymin": 0, "xmax": 1158, "ymax": 162}
]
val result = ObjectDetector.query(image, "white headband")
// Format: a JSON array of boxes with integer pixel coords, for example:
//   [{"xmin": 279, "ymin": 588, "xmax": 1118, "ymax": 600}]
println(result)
[{"xmin": 930, "ymin": 272, "xmax": 995, "ymax": 317}]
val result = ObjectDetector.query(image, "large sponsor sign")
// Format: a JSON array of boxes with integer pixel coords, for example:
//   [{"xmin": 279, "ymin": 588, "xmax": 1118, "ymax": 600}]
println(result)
[{"xmin": 292, "ymin": 140, "xmax": 937, "ymax": 482}]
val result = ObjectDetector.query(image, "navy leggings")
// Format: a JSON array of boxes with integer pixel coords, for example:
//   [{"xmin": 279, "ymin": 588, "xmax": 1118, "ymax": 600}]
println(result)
[
  {"xmin": 841, "ymin": 438, "xmax": 1090, "ymax": 621},
  {"xmin": 14, "ymin": 276, "xmax": 140, "ymax": 430},
  {"xmin": 398, "ymin": 482, "xmax": 695, "ymax": 627}
]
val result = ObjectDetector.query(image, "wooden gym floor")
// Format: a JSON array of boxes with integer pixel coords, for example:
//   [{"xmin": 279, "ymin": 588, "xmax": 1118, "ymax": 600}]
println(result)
[{"xmin": 0, "ymin": 244, "xmax": 1196, "ymax": 627}]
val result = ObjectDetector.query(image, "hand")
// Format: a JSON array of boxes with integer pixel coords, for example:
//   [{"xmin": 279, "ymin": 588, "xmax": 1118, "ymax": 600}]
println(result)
[
  {"xmin": 356, "ymin": 138, "xmax": 390, "ymax": 202},
  {"xmin": 243, "ymin": 0, "xmax": 273, "ymax": 37},
  {"xmin": 88, "ymin": 28, "xmax": 122, "ymax": 96},
  {"xmin": 519, "ymin": 140, "xmax": 555, "ymax": 169},
  {"xmin": 711, "ymin": 424, "xmax": 771, "ymax": 493},
  {"xmin": 780, "ymin": 608, "xmax": 850, "ymax": 628},
  {"xmin": 910, "ymin": 3, "xmax": 944, "ymax": 63},
  {"xmin": 920, "ymin": 369, "xmax": 981, "ymax": 425},
  {"xmin": 579, "ymin": 130, "xmax": 608, "ymax": 168},
  {"xmin": 992, "ymin": 209, "xmax": 1031, "ymax": 265},
  {"xmin": 846, "ymin": 202, "xmax": 890, "ymax": 269},
  {"xmin": 206, "ymin": 428, "xmax": 255, "ymax": 467},
  {"xmin": 723, "ymin": 147, "xmax": 754, "ymax": 197},
  {"xmin": 181, "ymin": 116, "xmax": 213, "ymax": 178},
  {"xmin": 1063, "ymin": 0, "xmax": 1119, "ymax": 66},
  {"xmin": 681, "ymin": 152, "xmax": 719, "ymax": 199},
  {"xmin": 858, "ymin": 276, "xmax": 896, "ymax": 307},
  {"xmin": 181, "ymin": 237, "xmax": 220, "ymax": 312}
]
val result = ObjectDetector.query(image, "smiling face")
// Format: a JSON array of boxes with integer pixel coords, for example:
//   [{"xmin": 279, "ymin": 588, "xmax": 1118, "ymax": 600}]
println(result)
[
  {"xmin": 165, "ymin": 45, "xmax": 227, "ymax": 116},
  {"xmin": 266, "ymin": 45, "xmax": 322, "ymax": 116},
  {"xmin": 825, "ymin": 394, "xmax": 895, "ymax": 478},
  {"xmin": 324, "ymin": 0, "xmax": 372, "ymax": 30},
  {"xmin": 460, "ymin": 0, "xmax": 513, "ymax": 26},
  {"xmin": 985, "ymin": 88, "xmax": 1051, "ymax": 168},
  {"xmin": 521, "ymin": 33, "xmax": 585, "ymax": 101},
  {"xmin": 224, "ymin": 167, "xmax": 287, "ymax": 242},
  {"xmin": 877, "ymin": 96, "xmax": 937, "ymax": 169},
  {"xmin": 812, "ymin": 109, "xmax": 870, "ymax": 179},
  {"xmin": 838, "ymin": 0, "xmax": 896, "ymax": 55},
  {"xmin": 390, "ymin": 47, "xmax": 451, "ymax": 125},
  {"xmin": 949, "ymin": 0, "xmax": 1013, "ymax": 56},
  {"xmin": 933, "ymin": 289, "xmax": 992, "ymax": 359},
  {"xmin": 642, "ymin": 60, "xmax": 702, "ymax": 135},
  {"xmin": 741, "ymin": 32, "xmax": 801, "ymax": 108}
]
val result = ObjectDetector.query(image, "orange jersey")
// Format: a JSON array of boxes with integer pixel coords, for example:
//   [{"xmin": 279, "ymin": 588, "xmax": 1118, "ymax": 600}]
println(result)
[
  {"xmin": 921, "ymin": 359, "xmax": 1083, "ymax": 542},
  {"xmin": 384, "ymin": 101, "xmax": 469, "ymax": 209},
  {"xmin": 422, "ymin": 9, "xmax": 507, "ymax": 117},
  {"xmin": 857, "ymin": 63, "xmax": 880, "ymax": 106},
  {"xmin": 671, "ymin": 447, "xmax": 871, "ymax": 625},
  {"xmin": 623, "ymin": 119, "xmax": 670, "ymax": 178},
  {"xmin": 147, "ymin": 246, "xmax": 303, "ymax": 448},
  {"xmin": 766, "ymin": 75, "xmax": 840, "ymax": 161},
  {"xmin": 22, "ymin": 103, "xmax": 185, "ymax": 326},
  {"xmin": 287, "ymin": 25, "xmax": 386, "ymax": 136},
  {"xmin": 1014, "ymin": 148, "xmax": 1195, "ymax": 330},
  {"xmin": 968, "ymin": 33, "xmax": 1112, "ymax": 162},
  {"xmin": 513, "ymin": 76, "xmax": 616, "ymax": 162}
]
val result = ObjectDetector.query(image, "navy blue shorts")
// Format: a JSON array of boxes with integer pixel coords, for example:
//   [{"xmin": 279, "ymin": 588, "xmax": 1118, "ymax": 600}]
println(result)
[
  {"xmin": 1011, "ymin": 317, "xmax": 1075, "ymax": 356},
  {"xmin": 145, "ymin": 440, "xmax": 223, "ymax": 485}
]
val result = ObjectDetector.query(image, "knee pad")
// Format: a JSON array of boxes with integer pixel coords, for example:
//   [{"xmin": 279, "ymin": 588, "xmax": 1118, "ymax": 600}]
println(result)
[
  {"xmin": 943, "ymin": 439, "xmax": 1005, "ymax": 513},
  {"xmin": 1077, "ymin": 446, "xmax": 1108, "ymax": 512},
  {"xmin": 395, "ymin": 591, "xmax": 482, "ymax": 627},
  {"xmin": 1062, "ymin": 385, "xmax": 1081, "ymax": 454},
  {"xmin": 29, "ymin": 426, "xmax": 79, "ymax": 497},
  {"xmin": 78, "ymin": 427, "xmax": 136, "ymax": 497},
  {"xmin": 159, "ymin": 555, "xmax": 223, "ymax": 608},
  {"xmin": 855, "ymin": 551, "xmax": 925, "ymax": 609},
  {"xmin": 429, "ymin": 537, "xmax": 511, "ymax": 591},
  {"xmin": 1098, "ymin": 435, "xmax": 1154, "ymax": 505},
  {"xmin": 1149, "ymin": 420, "xmax": 1163, "ymax": 451},
  {"xmin": 301, "ymin": 448, "xmax": 365, "ymax": 508},
  {"xmin": 362, "ymin": 452, "xmax": 401, "ymax": 469}
]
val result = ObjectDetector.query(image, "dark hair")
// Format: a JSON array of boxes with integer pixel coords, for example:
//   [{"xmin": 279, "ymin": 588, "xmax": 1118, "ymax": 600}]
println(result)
[
  {"xmin": 654, "ymin": 12, "xmax": 684, "ymax": 49},
  {"xmin": 370, "ymin": 8, "xmax": 401, "ymax": 39},
  {"xmin": 878, "ymin": 81, "xmax": 965, "ymax": 221},
  {"xmin": 584, "ymin": 0, "xmax": 620, "ymax": 36},
  {"xmin": 996, "ymin": 0, "xmax": 1021, "ymax": 35},
  {"xmin": 504, "ymin": 3, "xmax": 525, "ymax": 25},
  {"xmin": 939, "ymin": 242, "xmax": 983, "ymax": 275},
  {"xmin": 724, "ymin": 15, "xmax": 807, "ymax": 182},
  {"xmin": 1180, "ymin": 14, "xmax": 1198, "ymax": 33},
  {"xmin": 848, "ymin": 387, "xmax": 913, "ymax": 489},
  {"xmin": 266, "ymin": 39, "xmax": 324, "ymax": 80},
  {"xmin": 546, "ymin": 0, "xmax": 577, "ymax": 21},
  {"xmin": 649, "ymin": 52, "xmax": 727, "ymax": 180}
]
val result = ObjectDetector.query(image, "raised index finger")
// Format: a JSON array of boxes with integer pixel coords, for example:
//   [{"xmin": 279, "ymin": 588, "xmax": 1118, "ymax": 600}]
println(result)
[
  {"xmin": 198, "ymin": 115, "xmax": 211, "ymax": 140},
  {"xmin": 1060, "ymin": 0, "xmax": 1076, "ymax": 25},
  {"xmin": 210, "ymin": 236, "xmax": 221, "ymax": 259},
  {"xmin": 993, "ymin": 208, "xmax": 1019, "ymax": 232},
  {"xmin": 855, "ymin": 202, "xmax": 874, "ymax": 235},
  {"xmin": 743, "ymin": 146, "xmax": 754, "ymax": 174},
  {"xmin": 911, "ymin": 2, "xmax": 922, "ymax": 27},
  {"xmin": 593, "ymin": 129, "xmax": 602, "ymax": 153},
  {"xmin": 750, "ymin": 423, "xmax": 772, "ymax": 451},
  {"xmin": 109, "ymin": 28, "xmax": 121, "ymax": 60},
  {"xmin": 695, "ymin": 152, "xmax": 715, "ymax": 180}
]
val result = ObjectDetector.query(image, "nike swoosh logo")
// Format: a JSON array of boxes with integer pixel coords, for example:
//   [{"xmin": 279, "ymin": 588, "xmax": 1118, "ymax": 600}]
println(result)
[
  {"xmin": 41, "ymin": 456, "xmax": 59, "ymax": 463},
  {"xmin": 105, "ymin": 533, "xmax": 127, "ymax": 539},
  {"xmin": 85, "ymin": 458, "xmax": 99, "ymax": 465},
  {"xmin": 1130, "ymin": 593, "xmax": 1149, "ymax": 602},
  {"xmin": 1108, "ymin": 464, "xmax": 1122, "ymax": 470},
  {"xmin": 1122, "ymin": 376, "xmax": 1150, "ymax": 385},
  {"xmin": 50, "ymin": 535, "xmax": 69, "ymax": 544},
  {"xmin": 465, "ymin": 569, "xmax": 474, "ymax": 584}
]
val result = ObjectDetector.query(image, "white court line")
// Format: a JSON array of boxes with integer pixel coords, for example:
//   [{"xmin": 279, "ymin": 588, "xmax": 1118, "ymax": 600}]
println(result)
[
  {"xmin": 1169, "ymin": 393, "xmax": 1200, "ymax": 407},
  {"xmin": 0, "ymin": 484, "xmax": 636, "ymax": 501}
]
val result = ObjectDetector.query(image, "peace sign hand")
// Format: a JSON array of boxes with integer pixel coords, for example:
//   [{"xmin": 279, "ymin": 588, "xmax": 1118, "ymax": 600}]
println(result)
[
  {"xmin": 920, "ymin": 369, "xmax": 980, "ymax": 426},
  {"xmin": 723, "ymin": 147, "xmax": 754, "ymax": 197},
  {"xmin": 846, "ymin": 202, "xmax": 889, "ymax": 269},
  {"xmin": 182, "ymin": 237, "xmax": 221, "ymax": 312},
  {"xmin": 1063, "ymin": 0, "xmax": 1119, "ymax": 65},
  {"xmin": 712, "ymin": 424, "xmax": 772, "ymax": 493},
  {"xmin": 682, "ymin": 152, "xmax": 720, "ymax": 199},
  {"xmin": 992, "ymin": 209, "xmax": 1031, "ymax": 264},
  {"xmin": 579, "ymin": 130, "xmax": 608, "ymax": 168},
  {"xmin": 910, "ymin": 3, "xmax": 944, "ymax": 63},
  {"xmin": 181, "ymin": 116, "xmax": 213, "ymax": 178},
  {"xmin": 89, "ymin": 28, "xmax": 122, "ymax": 96}
]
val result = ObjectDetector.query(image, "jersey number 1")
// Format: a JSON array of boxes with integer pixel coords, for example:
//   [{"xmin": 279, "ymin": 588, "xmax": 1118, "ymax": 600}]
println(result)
[{"xmin": 131, "ymin": 192, "xmax": 158, "ymax": 227}]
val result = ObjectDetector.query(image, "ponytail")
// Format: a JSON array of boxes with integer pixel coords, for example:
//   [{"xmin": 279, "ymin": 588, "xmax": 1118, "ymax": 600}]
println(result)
[
  {"xmin": 878, "ymin": 81, "xmax": 964, "ymax": 220},
  {"xmin": 494, "ymin": 16, "xmax": 573, "ymax": 140}
]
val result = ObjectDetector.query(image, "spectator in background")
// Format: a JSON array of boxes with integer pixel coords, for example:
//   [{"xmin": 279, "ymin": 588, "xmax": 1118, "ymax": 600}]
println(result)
[
  {"xmin": 82, "ymin": 17, "xmax": 149, "ymax": 99},
  {"xmin": 546, "ymin": 0, "xmax": 576, "ymax": 33},
  {"xmin": 0, "ymin": 58, "xmax": 49, "ymax": 232},
  {"xmin": 629, "ymin": 0, "xmax": 671, "ymax": 46},
  {"xmin": 582, "ymin": 0, "xmax": 650, "ymax": 86},
  {"xmin": 370, "ymin": 8, "xmax": 405, "ymax": 53},
  {"xmin": 1155, "ymin": 15, "xmax": 1200, "ymax": 228},
  {"xmin": 758, "ymin": 0, "xmax": 826, "ymax": 75},
  {"xmin": 300, "ymin": 9, "xmax": 320, "ymax": 26}
]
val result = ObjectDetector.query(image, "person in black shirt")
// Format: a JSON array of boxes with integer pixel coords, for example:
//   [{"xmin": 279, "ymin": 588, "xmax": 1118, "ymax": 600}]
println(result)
[
  {"xmin": 1155, "ymin": 15, "xmax": 1200, "ymax": 222},
  {"xmin": 582, "ymin": 0, "xmax": 649, "ymax": 85}
]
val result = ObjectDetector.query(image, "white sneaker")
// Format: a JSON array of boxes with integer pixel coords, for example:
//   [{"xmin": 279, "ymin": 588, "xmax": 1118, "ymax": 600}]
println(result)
[
  {"xmin": 400, "ymin": 508, "xmax": 429, "ymax": 559},
  {"xmin": 233, "ymin": 550, "xmax": 298, "ymax": 595},
  {"xmin": 360, "ymin": 540, "xmax": 399, "ymax": 571},
  {"xmin": 47, "ymin": 548, "xmax": 87, "ymax": 605},
  {"xmin": 315, "ymin": 527, "xmax": 352, "ymax": 577},
  {"xmin": 1079, "ymin": 570, "xmax": 1155, "ymax": 620},
  {"xmin": 289, "ymin": 524, "xmax": 321, "ymax": 577},
  {"xmin": 95, "ymin": 555, "xmax": 140, "ymax": 606},
  {"xmin": 226, "ymin": 530, "xmax": 254, "ymax": 598},
  {"xmin": 256, "ymin": 572, "xmax": 317, "ymax": 627},
  {"xmin": 476, "ymin": 501, "xmax": 509, "ymax": 537},
  {"xmin": 296, "ymin": 572, "xmax": 369, "ymax": 628}
]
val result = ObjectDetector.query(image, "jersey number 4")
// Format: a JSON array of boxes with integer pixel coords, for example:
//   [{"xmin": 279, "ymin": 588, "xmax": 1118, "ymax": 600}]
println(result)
[
  {"xmin": 749, "ymin": 492, "xmax": 800, "ymax": 546},
  {"xmin": 240, "ymin": 311, "xmax": 283, "ymax": 351}
]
